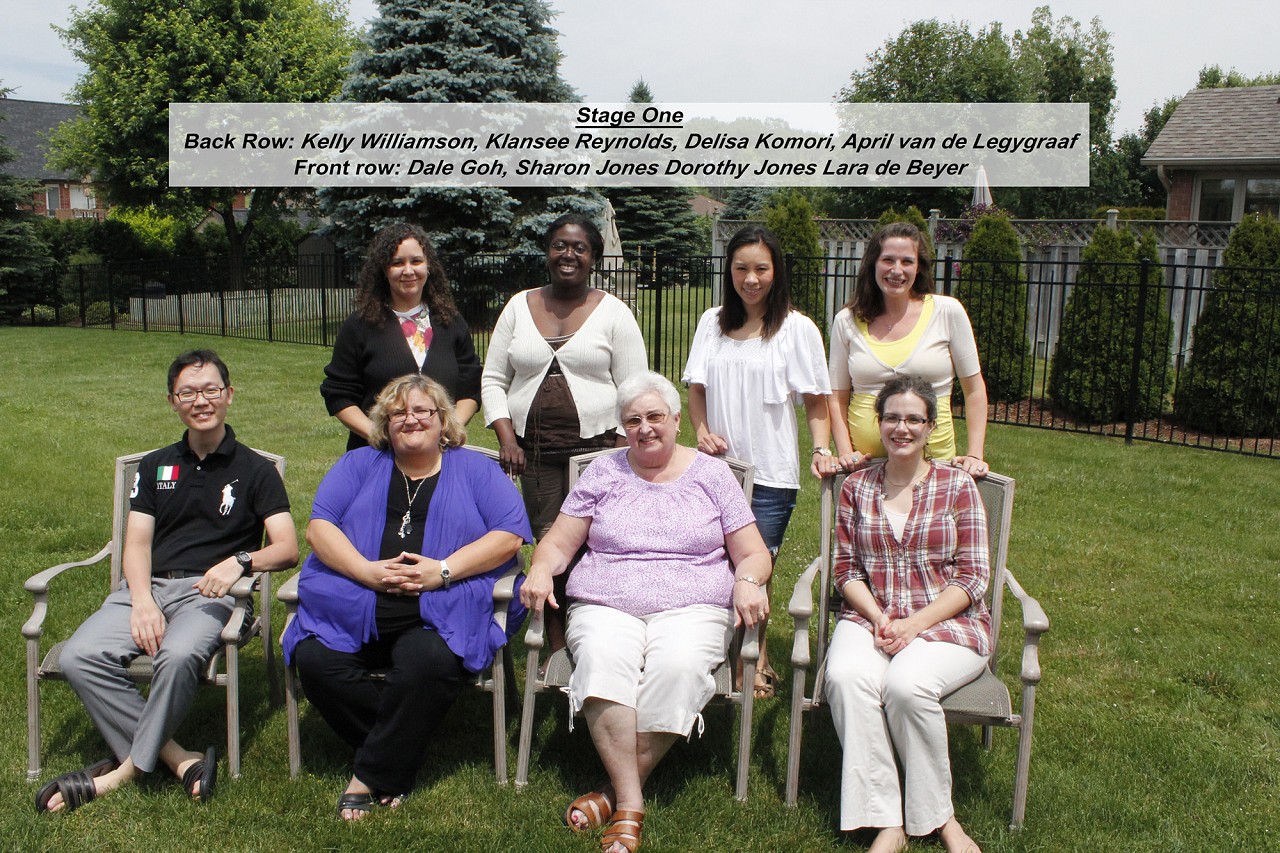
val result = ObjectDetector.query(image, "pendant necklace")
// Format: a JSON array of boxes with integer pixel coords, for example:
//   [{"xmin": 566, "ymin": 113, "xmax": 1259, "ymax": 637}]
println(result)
[{"xmin": 398, "ymin": 470, "xmax": 428, "ymax": 539}]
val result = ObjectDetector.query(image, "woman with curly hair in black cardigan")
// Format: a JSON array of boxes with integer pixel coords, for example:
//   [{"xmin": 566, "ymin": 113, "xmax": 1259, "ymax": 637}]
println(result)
[{"xmin": 322, "ymin": 223, "xmax": 482, "ymax": 450}]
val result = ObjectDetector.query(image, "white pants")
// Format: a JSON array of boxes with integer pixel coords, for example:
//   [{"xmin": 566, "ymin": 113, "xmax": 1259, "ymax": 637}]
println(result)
[
  {"xmin": 565, "ymin": 603, "xmax": 733, "ymax": 736},
  {"xmin": 824, "ymin": 619, "xmax": 988, "ymax": 835}
]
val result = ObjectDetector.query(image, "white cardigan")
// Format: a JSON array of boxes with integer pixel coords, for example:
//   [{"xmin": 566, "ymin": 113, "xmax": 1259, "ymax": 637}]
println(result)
[{"xmin": 481, "ymin": 290, "xmax": 648, "ymax": 438}]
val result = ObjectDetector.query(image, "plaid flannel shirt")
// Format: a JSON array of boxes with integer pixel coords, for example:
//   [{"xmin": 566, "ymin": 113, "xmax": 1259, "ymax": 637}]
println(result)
[{"xmin": 834, "ymin": 461, "xmax": 992, "ymax": 656}]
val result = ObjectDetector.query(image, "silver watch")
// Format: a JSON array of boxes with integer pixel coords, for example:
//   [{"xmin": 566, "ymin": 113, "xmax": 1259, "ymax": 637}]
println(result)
[{"xmin": 439, "ymin": 559, "xmax": 452, "ymax": 590}]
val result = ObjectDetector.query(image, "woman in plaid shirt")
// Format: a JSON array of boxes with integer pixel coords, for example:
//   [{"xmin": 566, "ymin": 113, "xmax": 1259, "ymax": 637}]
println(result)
[{"xmin": 824, "ymin": 375, "xmax": 991, "ymax": 853}]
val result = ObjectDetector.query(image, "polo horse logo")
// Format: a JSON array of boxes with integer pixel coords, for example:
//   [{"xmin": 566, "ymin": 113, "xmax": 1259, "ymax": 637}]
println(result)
[{"xmin": 220, "ymin": 479, "xmax": 239, "ymax": 516}]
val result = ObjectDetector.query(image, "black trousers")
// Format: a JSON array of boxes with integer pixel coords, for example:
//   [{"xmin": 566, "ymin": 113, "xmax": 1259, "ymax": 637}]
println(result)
[{"xmin": 294, "ymin": 626, "xmax": 467, "ymax": 794}]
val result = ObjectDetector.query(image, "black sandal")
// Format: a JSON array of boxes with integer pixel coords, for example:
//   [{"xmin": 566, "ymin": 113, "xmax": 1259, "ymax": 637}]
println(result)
[
  {"xmin": 35, "ymin": 757, "xmax": 119, "ymax": 813},
  {"xmin": 181, "ymin": 747, "xmax": 218, "ymax": 802},
  {"xmin": 337, "ymin": 792, "xmax": 379, "ymax": 819}
]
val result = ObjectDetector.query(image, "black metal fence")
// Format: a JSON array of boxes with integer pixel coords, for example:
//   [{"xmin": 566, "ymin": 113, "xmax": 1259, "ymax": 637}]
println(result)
[{"xmin": 14, "ymin": 250, "xmax": 1279, "ymax": 458}]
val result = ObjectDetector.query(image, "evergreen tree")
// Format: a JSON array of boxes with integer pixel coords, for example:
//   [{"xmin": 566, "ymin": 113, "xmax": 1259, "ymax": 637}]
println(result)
[
  {"xmin": 1048, "ymin": 227, "xmax": 1172, "ymax": 422},
  {"xmin": 955, "ymin": 214, "xmax": 1030, "ymax": 401},
  {"xmin": 763, "ymin": 189, "xmax": 825, "ymax": 325},
  {"xmin": 318, "ymin": 0, "xmax": 589, "ymax": 259},
  {"xmin": 607, "ymin": 80, "xmax": 706, "ymax": 273},
  {"xmin": 0, "ymin": 87, "xmax": 51, "ymax": 316},
  {"xmin": 1174, "ymin": 214, "xmax": 1280, "ymax": 436},
  {"xmin": 721, "ymin": 187, "xmax": 776, "ymax": 220}
]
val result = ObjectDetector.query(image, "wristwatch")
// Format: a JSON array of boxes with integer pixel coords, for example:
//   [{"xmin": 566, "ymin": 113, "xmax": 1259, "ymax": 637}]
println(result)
[
  {"xmin": 439, "ymin": 559, "xmax": 452, "ymax": 590},
  {"xmin": 812, "ymin": 447, "xmax": 833, "ymax": 457},
  {"xmin": 235, "ymin": 551, "xmax": 253, "ymax": 576}
]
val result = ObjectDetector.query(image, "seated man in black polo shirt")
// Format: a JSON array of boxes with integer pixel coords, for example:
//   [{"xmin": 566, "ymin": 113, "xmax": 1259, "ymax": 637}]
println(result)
[{"xmin": 37, "ymin": 349, "xmax": 298, "ymax": 813}]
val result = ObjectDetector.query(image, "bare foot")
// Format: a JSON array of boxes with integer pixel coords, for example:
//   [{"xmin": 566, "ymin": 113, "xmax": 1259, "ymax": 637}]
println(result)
[
  {"xmin": 867, "ymin": 826, "xmax": 908, "ymax": 853},
  {"xmin": 939, "ymin": 817, "xmax": 981, "ymax": 853},
  {"xmin": 46, "ymin": 762, "xmax": 136, "ymax": 812}
]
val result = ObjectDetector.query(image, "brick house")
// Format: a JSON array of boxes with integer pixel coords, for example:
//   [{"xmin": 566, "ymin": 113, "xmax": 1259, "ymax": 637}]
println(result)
[
  {"xmin": 0, "ymin": 97, "xmax": 106, "ymax": 220},
  {"xmin": 1143, "ymin": 85, "xmax": 1280, "ymax": 222}
]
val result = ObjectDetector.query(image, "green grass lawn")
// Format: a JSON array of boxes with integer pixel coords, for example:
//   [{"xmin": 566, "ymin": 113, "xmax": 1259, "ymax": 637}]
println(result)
[{"xmin": 2, "ymin": 327, "xmax": 1277, "ymax": 852}]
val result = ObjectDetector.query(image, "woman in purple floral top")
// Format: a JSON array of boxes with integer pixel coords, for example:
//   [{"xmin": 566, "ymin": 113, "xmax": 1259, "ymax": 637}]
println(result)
[
  {"xmin": 824, "ymin": 375, "xmax": 991, "ymax": 853},
  {"xmin": 521, "ymin": 371, "xmax": 771, "ymax": 853}
]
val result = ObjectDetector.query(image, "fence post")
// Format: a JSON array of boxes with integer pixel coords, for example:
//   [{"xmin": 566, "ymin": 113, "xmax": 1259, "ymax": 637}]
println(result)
[
  {"xmin": 78, "ymin": 266, "xmax": 87, "ymax": 328},
  {"xmin": 1125, "ymin": 258, "xmax": 1152, "ymax": 445},
  {"xmin": 266, "ymin": 266, "xmax": 275, "ymax": 343},
  {"xmin": 943, "ymin": 253, "xmax": 954, "ymax": 297},
  {"xmin": 320, "ymin": 254, "xmax": 330, "ymax": 347},
  {"xmin": 106, "ymin": 264, "xmax": 116, "ymax": 330},
  {"xmin": 651, "ymin": 253, "xmax": 665, "ymax": 376}
]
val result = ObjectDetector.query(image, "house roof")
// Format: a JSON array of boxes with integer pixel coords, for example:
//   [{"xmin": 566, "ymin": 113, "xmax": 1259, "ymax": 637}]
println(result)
[
  {"xmin": 1143, "ymin": 85, "xmax": 1280, "ymax": 168},
  {"xmin": 0, "ymin": 98, "xmax": 81, "ymax": 182}
]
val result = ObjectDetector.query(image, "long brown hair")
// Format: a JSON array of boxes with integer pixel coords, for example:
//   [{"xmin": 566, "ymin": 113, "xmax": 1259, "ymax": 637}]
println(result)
[
  {"xmin": 354, "ymin": 223, "xmax": 458, "ymax": 328},
  {"xmin": 845, "ymin": 222, "xmax": 933, "ymax": 323}
]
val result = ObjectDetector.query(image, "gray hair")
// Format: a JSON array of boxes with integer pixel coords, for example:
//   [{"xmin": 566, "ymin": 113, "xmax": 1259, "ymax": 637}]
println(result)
[{"xmin": 615, "ymin": 371, "xmax": 682, "ymax": 421}]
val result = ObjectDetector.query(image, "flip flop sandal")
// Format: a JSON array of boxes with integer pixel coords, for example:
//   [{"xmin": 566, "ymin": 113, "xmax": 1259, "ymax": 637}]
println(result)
[
  {"xmin": 181, "ymin": 747, "xmax": 218, "ymax": 802},
  {"xmin": 35, "ymin": 757, "xmax": 119, "ymax": 813},
  {"xmin": 563, "ymin": 788, "xmax": 614, "ymax": 832},
  {"xmin": 337, "ymin": 792, "xmax": 379, "ymax": 819},
  {"xmin": 601, "ymin": 809, "xmax": 645, "ymax": 853}
]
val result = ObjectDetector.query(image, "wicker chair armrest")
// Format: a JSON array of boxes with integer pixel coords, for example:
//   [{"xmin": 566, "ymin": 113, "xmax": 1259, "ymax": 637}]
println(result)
[
  {"xmin": 22, "ymin": 544, "xmax": 113, "ymax": 639},
  {"xmin": 787, "ymin": 558, "xmax": 823, "ymax": 670},
  {"xmin": 1004, "ymin": 567, "xmax": 1048, "ymax": 685}
]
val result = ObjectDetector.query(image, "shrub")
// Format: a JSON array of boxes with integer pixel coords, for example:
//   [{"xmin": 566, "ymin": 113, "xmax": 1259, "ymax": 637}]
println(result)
[
  {"xmin": 31, "ymin": 304, "xmax": 57, "ymax": 325},
  {"xmin": 763, "ymin": 190, "xmax": 825, "ymax": 324},
  {"xmin": 1174, "ymin": 214, "xmax": 1280, "ymax": 436},
  {"xmin": 1048, "ymin": 227, "xmax": 1172, "ymax": 422},
  {"xmin": 84, "ymin": 300, "xmax": 116, "ymax": 326},
  {"xmin": 954, "ymin": 214, "xmax": 1030, "ymax": 401}
]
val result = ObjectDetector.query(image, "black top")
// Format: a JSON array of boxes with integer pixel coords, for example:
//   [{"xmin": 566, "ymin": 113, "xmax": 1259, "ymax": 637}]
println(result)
[
  {"xmin": 130, "ymin": 425, "xmax": 291, "ymax": 576},
  {"xmin": 375, "ymin": 469, "xmax": 440, "ymax": 630},
  {"xmin": 321, "ymin": 309, "xmax": 482, "ymax": 452}
]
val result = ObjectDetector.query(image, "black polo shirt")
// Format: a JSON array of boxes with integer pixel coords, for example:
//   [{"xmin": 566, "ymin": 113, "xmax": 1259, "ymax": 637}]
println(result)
[{"xmin": 129, "ymin": 425, "xmax": 290, "ymax": 576}]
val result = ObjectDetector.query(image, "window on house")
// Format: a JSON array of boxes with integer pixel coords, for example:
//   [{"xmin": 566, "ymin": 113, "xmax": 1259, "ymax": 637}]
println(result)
[
  {"xmin": 1244, "ymin": 178, "xmax": 1280, "ymax": 218},
  {"xmin": 69, "ymin": 185, "xmax": 93, "ymax": 210},
  {"xmin": 45, "ymin": 186, "xmax": 60, "ymax": 215},
  {"xmin": 1197, "ymin": 178, "xmax": 1235, "ymax": 221}
]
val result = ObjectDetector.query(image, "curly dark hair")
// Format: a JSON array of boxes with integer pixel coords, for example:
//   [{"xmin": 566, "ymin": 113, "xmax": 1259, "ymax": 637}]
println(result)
[
  {"xmin": 719, "ymin": 225, "xmax": 791, "ymax": 340},
  {"xmin": 874, "ymin": 374, "xmax": 937, "ymax": 422},
  {"xmin": 354, "ymin": 223, "xmax": 458, "ymax": 328},
  {"xmin": 845, "ymin": 221, "xmax": 934, "ymax": 323}
]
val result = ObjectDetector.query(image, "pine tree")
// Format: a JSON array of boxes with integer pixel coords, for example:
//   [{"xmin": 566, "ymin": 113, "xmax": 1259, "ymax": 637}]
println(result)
[
  {"xmin": 1048, "ymin": 227, "xmax": 1172, "ymax": 422},
  {"xmin": 606, "ymin": 80, "xmax": 706, "ymax": 275},
  {"xmin": 0, "ymin": 89, "xmax": 51, "ymax": 315},
  {"xmin": 955, "ymin": 214, "xmax": 1030, "ymax": 401},
  {"xmin": 1174, "ymin": 214, "xmax": 1280, "ymax": 436},
  {"xmin": 318, "ymin": 0, "xmax": 591, "ymax": 259}
]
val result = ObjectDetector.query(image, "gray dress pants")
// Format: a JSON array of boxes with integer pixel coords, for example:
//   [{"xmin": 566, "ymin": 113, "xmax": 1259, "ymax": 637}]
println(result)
[{"xmin": 60, "ymin": 576, "xmax": 233, "ymax": 773}]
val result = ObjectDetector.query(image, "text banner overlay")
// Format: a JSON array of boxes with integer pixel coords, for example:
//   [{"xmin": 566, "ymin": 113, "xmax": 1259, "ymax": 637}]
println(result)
[{"xmin": 170, "ymin": 102, "xmax": 1088, "ymax": 189}]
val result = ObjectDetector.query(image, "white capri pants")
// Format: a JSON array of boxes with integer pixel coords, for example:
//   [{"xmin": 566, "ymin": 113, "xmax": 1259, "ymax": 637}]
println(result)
[
  {"xmin": 824, "ymin": 619, "xmax": 988, "ymax": 836},
  {"xmin": 565, "ymin": 602, "xmax": 734, "ymax": 736}
]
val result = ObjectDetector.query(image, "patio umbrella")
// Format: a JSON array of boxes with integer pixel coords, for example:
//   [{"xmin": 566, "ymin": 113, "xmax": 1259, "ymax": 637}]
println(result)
[{"xmin": 972, "ymin": 165, "xmax": 993, "ymax": 207}]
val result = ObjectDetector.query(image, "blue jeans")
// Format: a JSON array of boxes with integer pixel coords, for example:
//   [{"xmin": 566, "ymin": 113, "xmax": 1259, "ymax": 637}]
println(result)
[{"xmin": 751, "ymin": 484, "xmax": 798, "ymax": 558}]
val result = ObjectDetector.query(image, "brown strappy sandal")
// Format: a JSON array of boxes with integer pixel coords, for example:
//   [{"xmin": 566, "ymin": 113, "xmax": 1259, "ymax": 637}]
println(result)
[
  {"xmin": 601, "ymin": 809, "xmax": 644, "ymax": 853},
  {"xmin": 563, "ymin": 788, "xmax": 614, "ymax": 832}
]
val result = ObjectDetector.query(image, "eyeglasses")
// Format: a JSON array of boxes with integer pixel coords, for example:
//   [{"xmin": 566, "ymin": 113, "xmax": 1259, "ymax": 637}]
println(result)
[
  {"xmin": 389, "ymin": 407, "xmax": 439, "ymax": 425},
  {"xmin": 621, "ymin": 411, "xmax": 669, "ymax": 431},
  {"xmin": 878, "ymin": 414, "xmax": 929, "ymax": 427},
  {"xmin": 172, "ymin": 387, "xmax": 225, "ymax": 403},
  {"xmin": 550, "ymin": 240, "xmax": 592, "ymax": 256}
]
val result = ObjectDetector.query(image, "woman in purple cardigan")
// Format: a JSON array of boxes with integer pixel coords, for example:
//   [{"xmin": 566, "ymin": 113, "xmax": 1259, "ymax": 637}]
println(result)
[{"xmin": 283, "ymin": 374, "xmax": 531, "ymax": 821}]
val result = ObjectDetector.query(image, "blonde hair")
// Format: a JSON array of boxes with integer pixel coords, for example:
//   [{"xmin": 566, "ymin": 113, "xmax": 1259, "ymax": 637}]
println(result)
[{"xmin": 367, "ymin": 374, "xmax": 467, "ymax": 451}]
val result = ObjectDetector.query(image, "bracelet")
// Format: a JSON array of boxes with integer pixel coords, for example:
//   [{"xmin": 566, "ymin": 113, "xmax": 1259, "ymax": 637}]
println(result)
[
  {"xmin": 735, "ymin": 576, "xmax": 762, "ymax": 587},
  {"xmin": 812, "ymin": 447, "xmax": 832, "ymax": 456}
]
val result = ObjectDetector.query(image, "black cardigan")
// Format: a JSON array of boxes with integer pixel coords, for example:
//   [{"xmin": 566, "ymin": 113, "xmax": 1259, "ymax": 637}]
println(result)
[{"xmin": 320, "ymin": 309, "xmax": 482, "ymax": 451}]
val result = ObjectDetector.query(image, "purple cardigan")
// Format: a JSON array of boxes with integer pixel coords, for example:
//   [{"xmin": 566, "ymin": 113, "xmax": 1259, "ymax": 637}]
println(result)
[{"xmin": 282, "ymin": 446, "xmax": 532, "ymax": 672}]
